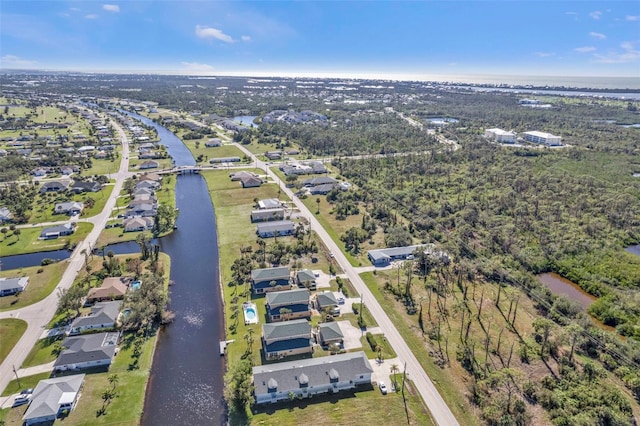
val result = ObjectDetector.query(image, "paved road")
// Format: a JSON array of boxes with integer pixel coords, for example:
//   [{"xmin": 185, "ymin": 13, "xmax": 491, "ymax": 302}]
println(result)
[
  {"xmin": 0, "ymin": 117, "xmax": 131, "ymax": 396},
  {"xmin": 231, "ymin": 143, "xmax": 460, "ymax": 426}
]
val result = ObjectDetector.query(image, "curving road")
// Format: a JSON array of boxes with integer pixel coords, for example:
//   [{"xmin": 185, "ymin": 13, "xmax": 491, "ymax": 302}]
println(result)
[{"xmin": 0, "ymin": 117, "xmax": 131, "ymax": 400}]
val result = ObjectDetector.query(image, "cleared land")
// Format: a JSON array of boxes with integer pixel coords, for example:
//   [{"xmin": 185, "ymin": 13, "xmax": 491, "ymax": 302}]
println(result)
[{"xmin": 0, "ymin": 319, "xmax": 28, "ymax": 365}]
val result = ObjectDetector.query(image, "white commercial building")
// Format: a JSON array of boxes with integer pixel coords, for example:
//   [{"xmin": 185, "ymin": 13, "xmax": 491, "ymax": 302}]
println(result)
[
  {"xmin": 523, "ymin": 131, "xmax": 562, "ymax": 146},
  {"xmin": 484, "ymin": 128, "xmax": 516, "ymax": 144}
]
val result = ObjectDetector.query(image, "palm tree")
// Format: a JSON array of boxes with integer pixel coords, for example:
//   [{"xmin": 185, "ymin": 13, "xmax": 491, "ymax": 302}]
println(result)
[
  {"xmin": 316, "ymin": 198, "xmax": 321, "ymax": 214},
  {"xmin": 108, "ymin": 373, "xmax": 119, "ymax": 392},
  {"xmin": 390, "ymin": 364, "xmax": 399, "ymax": 389}
]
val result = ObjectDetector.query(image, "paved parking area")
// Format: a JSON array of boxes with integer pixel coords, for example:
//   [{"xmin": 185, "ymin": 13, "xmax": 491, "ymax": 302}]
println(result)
[
  {"xmin": 336, "ymin": 320, "xmax": 363, "ymax": 350},
  {"xmin": 368, "ymin": 357, "xmax": 401, "ymax": 391}
]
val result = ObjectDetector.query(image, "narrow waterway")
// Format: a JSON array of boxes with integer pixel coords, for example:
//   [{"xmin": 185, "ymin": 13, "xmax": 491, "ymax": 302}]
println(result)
[
  {"xmin": 538, "ymin": 272, "xmax": 595, "ymax": 310},
  {"xmin": 142, "ymin": 173, "xmax": 225, "ymax": 425},
  {"xmin": 120, "ymin": 111, "xmax": 226, "ymax": 424}
]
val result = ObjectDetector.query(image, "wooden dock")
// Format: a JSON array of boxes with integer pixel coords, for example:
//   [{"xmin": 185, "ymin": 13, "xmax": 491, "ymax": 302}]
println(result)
[{"xmin": 219, "ymin": 339, "xmax": 235, "ymax": 355}]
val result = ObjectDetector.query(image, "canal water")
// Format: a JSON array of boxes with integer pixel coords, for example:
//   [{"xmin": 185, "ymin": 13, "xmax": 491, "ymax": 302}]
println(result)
[
  {"xmin": 121, "ymin": 112, "xmax": 226, "ymax": 425},
  {"xmin": 233, "ymin": 115, "xmax": 258, "ymax": 127}
]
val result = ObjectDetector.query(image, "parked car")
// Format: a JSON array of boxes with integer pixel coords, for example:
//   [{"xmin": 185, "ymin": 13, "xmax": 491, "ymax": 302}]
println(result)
[
  {"xmin": 20, "ymin": 388, "xmax": 34, "ymax": 395},
  {"xmin": 337, "ymin": 297, "xmax": 345, "ymax": 305},
  {"xmin": 379, "ymin": 381, "xmax": 388, "ymax": 395},
  {"xmin": 13, "ymin": 394, "xmax": 31, "ymax": 407}
]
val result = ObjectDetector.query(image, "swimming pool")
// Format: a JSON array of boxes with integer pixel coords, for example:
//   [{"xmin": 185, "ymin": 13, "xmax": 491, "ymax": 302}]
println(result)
[
  {"xmin": 243, "ymin": 302, "xmax": 259, "ymax": 325},
  {"xmin": 131, "ymin": 281, "xmax": 141, "ymax": 290}
]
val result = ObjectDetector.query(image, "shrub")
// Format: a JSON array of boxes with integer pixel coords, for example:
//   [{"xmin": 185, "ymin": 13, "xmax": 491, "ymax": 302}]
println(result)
[{"xmin": 366, "ymin": 332, "xmax": 378, "ymax": 351}]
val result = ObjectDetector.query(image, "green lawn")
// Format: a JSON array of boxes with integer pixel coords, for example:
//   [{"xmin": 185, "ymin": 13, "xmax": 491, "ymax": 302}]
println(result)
[
  {"xmin": 250, "ymin": 381, "xmax": 434, "ymax": 425},
  {"xmin": 21, "ymin": 335, "xmax": 63, "ymax": 368},
  {"xmin": 0, "ymin": 262, "xmax": 67, "ymax": 312},
  {"xmin": 1, "ymin": 372, "xmax": 51, "ymax": 397},
  {"xmin": 0, "ymin": 222, "xmax": 93, "ymax": 257},
  {"xmin": 0, "ymin": 319, "xmax": 28, "ymax": 365},
  {"xmin": 28, "ymin": 184, "xmax": 115, "ymax": 224}
]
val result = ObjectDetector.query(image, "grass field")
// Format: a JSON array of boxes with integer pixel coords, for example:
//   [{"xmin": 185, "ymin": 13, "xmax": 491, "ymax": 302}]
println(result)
[
  {"xmin": 0, "ymin": 262, "xmax": 67, "ymax": 312},
  {"xmin": 0, "ymin": 319, "xmax": 28, "ymax": 365},
  {"xmin": 28, "ymin": 184, "xmax": 115, "ymax": 224},
  {"xmin": 21, "ymin": 335, "xmax": 63, "ymax": 368},
  {"xmin": 0, "ymin": 222, "xmax": 93, "ymax": 257}
]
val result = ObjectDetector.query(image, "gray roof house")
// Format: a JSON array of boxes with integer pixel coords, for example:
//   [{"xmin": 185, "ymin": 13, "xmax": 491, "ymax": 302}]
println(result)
[
  {"xmin": 317, "ymin": 322, "xmax": 345, "ymax": 346},
  {"xmin": 256, "ymin": 220, "xmax": 295, "ymax": 238},
  {"xmin": 262, "ymin": 319, "xmax": 313, "ymax": 361},
  {"xmin": 0, "ymin": 277, "xmax": 29, "ymax": 296},
  {"xmin": 40, "ymin": 223, "xmax": 75, "ymax": 239},
  {"xmin": 54, "ymin": 201, "xmax": 84, "ymax": 215},
  {"xmin": 368, "ymin": 244, "xmax": 449, "ymax": 267},
  {"xmin": 257, "ymin": 198, "xmax": 281, "ymax": 209},
  {"xmin": 316, "ymin": 291, "xmax": 339, "ymax": 311},
  {"xmin": 303, "ymin": 176, "xmax": 336, "ymax": 187},
  {"xmin": 251, "ymin": 267, "xmax": 291, "ymax": 294},
  {"xmin": 253, "ymin": 351, "xmax": 372, "ymax": 404},
  {"xmin": 309, "ymin": 183, "xmax": 336, "ymax": 195},
  {"xmin": 205, "ymin": 138, "xmax": 222, "ymax": 147},
  {"xmin": 40, "ymin": 180, "xmax": 71, "ymax": 193},
  {"xmin": 266, "ymin": 288, "xmax": 310, "ymax": 322},
  {"xmin": 123, "ymin": 217, "xmax": 154, "ymax": 232},
  {"xmin": 125, "ymin": 203, "xmax": 157, "ymax": 218},
  {"xmin": 241, "ymin": 176, "xmax": 263, "ymax": 188},
  {"xmin": 139, "ymin": 160, "xmax": 159, "ymax": 170},
  {"xmin": 68, "ymin": 301, "xmax": 122, "ymax": 335},
  {"xmin": 54, "ymin": 332, "xmax": 119, "ymax": 372},
  {"xmin": 296, "ymin": 269, "xmax": 317, "ymax": 290},
  {"xmin": 251, "ymin": 208, "xmax": 285, "ymax": 223},
  {"xmin": 22, "ymin": 374, "xmax": 86, "ymax": 426},
  {"xmin": 70, "ymin": 180, "xmax": 102, "ymax": 193}
]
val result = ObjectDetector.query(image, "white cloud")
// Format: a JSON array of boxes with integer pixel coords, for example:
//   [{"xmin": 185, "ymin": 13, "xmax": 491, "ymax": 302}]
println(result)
[
  {"xmin": 85, "ymin": 14, "xmax": 98, "ymax": 19},
  {"xmin": 594, "ymin": 41, "xmax": 640, "ymax": 63},
  {"xmin": 575, "ymin": 46, "xmax": 597, "ymax": 53},
  {"xmin": 627, "ymin": 15, "xmax": 640, "ymax": 21},
  {"xmin": 103, "ymin": 4, "xmax": 120, "ymax": 13},
  {"xmin": 70, "ymin": 7, "xmax": 80, "ymax": 12},
  {"xmin": 589, "ymin": 32, "xmax": 606, "ymax": 40},
  {"xmin": 195, "ymin": 25, "xmax": 233, "ymax": 43},
  {"xmin": 181, "ymin": 62, "xmax": 215, "ymax": 73},
  {"xmin": 0, "ymin": 54, "xmax": 37, "ymax": 68},
  {"xmin": 589, "ymin": 10, "xmax": 602, "ymax": 20},
  {"xmin": 534, "ymin": 52, "xmax": 556, "ymax": 58},
  {"xmin": 241, "ymin": 35, "xmax": 251, "ymax": 42}
]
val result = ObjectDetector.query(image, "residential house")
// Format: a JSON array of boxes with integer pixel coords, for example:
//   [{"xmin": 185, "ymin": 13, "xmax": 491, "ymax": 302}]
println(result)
[
  {"xmin": 54, "ymin": 202, "xmax": 84, "ymax": 215},
  {"xmin": 251, "ymin": 267, "xmax": 292, "ymax": 294},
  {"xmin": 315, "ymin": 291, "xmax": 339, "ymax": 315},
  {"xmin": 53, "ymin": 332, "xmax": 119, "ymax": 372},
  {"xmin": 303, "ymin": 176, "xmax": 336, "ymax": 187},
  {"xmin": 31, "ymin": 168, "xmax": 48, "ymax": 177},
  {"xmin": 210, "ymin": 156, "xmax": 241, "ymax": 164},
  {"xmin": 134, "ymin": 180, "xmax": 160, "ymax": 191},
  {"xmin": 309, "ymin": 183, "xmax": 336, "ymax": 195},
  {"xmin": 253, "ymin": 351, "xmax": 372, "ymax": 404},
  {"xmin": 265, "ymin": 151, "xmax": 283, "ymax": 160},
  {"xmin": 123, "ymin": 217, "xmax": 154, "ymax": 232},
  {"xmin": 241, "ymin": 176, "xmax": 262, "ymax": 188},
  {"xmin": 60, "ymin": 166, "xmax": 75, "ymax": 176},
  {"xmin": 0, "ymin": 277, "xmax": 29, "ymax": 296},
  {"xmin": 40, "ymin": 223, "xmax": 75, "ymax": 239},
  {"xmin": 68, "ymin": 301, "xmax": 122, "ymax": 335},
  {"xmin": 262, "ymin": 319, "xmax": 313, "ymax": 361},
  {"xmin": 133, "ymin": 187, "xmax": 154, "ymax": 197},
  {"xmin": 138, "ymin": 172, "xmax": 162, "ymax": 183},
  {"xmin": 296, "ymin": 270, "xmax": 317, "ymax": 290},
  {"xmin": 205, "ymin": 138, "xmax": 222, "ymax": 147},
  {"xmin": 40, "ymin": 180, "xmax": 71, "ymax": 193},
  {"xmin": 229, "ymin": 171, "xmax": 257, "ymax": 181},
  {"xmin": 285, "ymin": 149, "xmax": 300, "ymax": 155},
  {"xmin": 0, "ymin": 207, "xmax": 12, "ymax": 222},
  {"xmin": 317, "ymin": 322, "xmax": 344, "ymax": 346},
  {"xmin": 71, "ymin": 181, "xmax": 102, "ymax": 193},
  {"xmin": 257, "ymin": 198, "xmax": 281, "ymax": 209},
  {"xmin": 266, "ymin": 288, "xmax": 311, "ymax": 322},
  {"xmin": 22, "ymin": 374, "xmax": 86, "ymax": 426},
  {"xmin": 125, "ymin": 203, "xmax": 157, "ymax": 218},
  {"xmin": 251, "ymin": 208, "xmax": 285, "ymax": 223},
  {"xmin": 367, "ymin": 244, "xmax": 449, "ymax": 267},
  {"xmin": 256, "ymin": 220, "xmax": 295, "ymax": 238},
  {"xmin": 86, "ymin": 279, "xmax": 128, "ymax": 304},
  {"xmin": 139, "ymin": 160, "xmax": 160, "ymax": 170}
]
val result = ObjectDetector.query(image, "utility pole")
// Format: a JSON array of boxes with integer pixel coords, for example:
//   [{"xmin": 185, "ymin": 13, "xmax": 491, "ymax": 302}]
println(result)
[{"xmin": 13, "ymin": 365, "xmax": 22, "ymax": 388}]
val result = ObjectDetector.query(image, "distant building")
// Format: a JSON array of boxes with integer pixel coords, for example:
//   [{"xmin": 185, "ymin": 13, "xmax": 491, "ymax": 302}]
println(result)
[
  {"xmin": 210, "ymin": 156, "xmax": 241, "ymax": 163},
  {"xmin": 40, "ymin": 223, "xmax": 75, "ymax": 239},
  {"xmin": 0, "ymin": 207, "xmax": 12, "ymax": 222},
  {"xmin": 40, "ymin": 180, "xmax": 71, "ymax": 193},
  {"xmin": 54, "ymin": 202, "xmax": 83, "ymax": 215},
  {"xmin": 484, "ymin": 128, "xmax": 516, "ymax": 144},
  {"xmin": 139, "ymin": 160, "xmax": 160, "ymax": 170},
  {"xmin": 205, "ymin": 138, "xmax": 222, "ymax": 147},
  {"xmin": 368, "ymin": 244, "xmax": 448, "ymax": 267},
  {"xmin": 523, "ymin": 131, "xmax": 562, "ymax": 146},
  {"xmin": 257, "ymin": 198, "xmax": 282, "ymax": 209},
  {"xmin": 251, "ymin": 208, "xmax": 285, "ymax": 223}
]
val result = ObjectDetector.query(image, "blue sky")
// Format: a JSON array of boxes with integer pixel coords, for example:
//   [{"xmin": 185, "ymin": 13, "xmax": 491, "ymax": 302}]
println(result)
[{"xmin": 1, "ymin": 1, "xmax": 639, "ymax": 78}]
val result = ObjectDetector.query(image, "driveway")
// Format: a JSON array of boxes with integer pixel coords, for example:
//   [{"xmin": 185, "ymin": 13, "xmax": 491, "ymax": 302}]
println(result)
[
  {"xmin": 336, "ymin": 320, "xmax": 363, "ymax": 350},
  {"xmin": 368, "ymin": 356, "xmax": 401, "ymax": 391}
]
